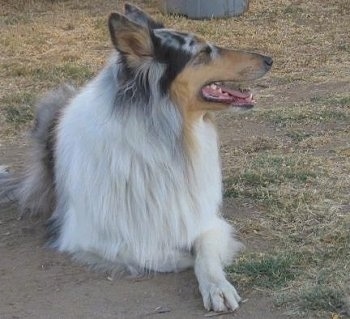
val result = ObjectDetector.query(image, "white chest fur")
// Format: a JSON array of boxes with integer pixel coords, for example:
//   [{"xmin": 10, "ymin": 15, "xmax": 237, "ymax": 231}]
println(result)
[{"xmin": 55, "ymin": 80, "xmax": 223, "ymax": 271}]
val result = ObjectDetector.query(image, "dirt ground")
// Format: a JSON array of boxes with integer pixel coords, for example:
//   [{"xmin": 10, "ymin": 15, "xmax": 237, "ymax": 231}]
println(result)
[{"xmin": 3, "ymin": 78, "xmax": 347, "ymax": 319}]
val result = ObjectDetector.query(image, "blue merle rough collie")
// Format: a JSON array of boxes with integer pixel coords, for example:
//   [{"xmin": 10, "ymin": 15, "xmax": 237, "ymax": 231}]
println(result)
[{"xmin": 0, "ymin": 3, "xmax": 272, "ymax": 312}]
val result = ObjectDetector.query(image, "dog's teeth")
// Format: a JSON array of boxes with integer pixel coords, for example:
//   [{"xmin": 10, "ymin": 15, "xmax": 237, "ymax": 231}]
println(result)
[
  {"xmin": 223, "ymin": 92, "xmax": 229, "ymax": 96},
  {"xmin": 210, "ymin": 84, "xmax": 217, "ymax": 90},
  {"xmin": 218, "ymin": 88, "xmax": 222, "ymax": 93}
]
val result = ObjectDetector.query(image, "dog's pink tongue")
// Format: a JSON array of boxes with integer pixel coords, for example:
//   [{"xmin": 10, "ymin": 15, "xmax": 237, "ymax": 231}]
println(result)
[
  {"xmin": 202, "ymin": 86, "xmax": 234, "ymax": 102},
  {"xmin": 202, "ymin": 84, "xmax": 254, "ymax": 105},
  {"xmin": 222, "ymin": 86, "xmax": 251, "ymax": 99}
]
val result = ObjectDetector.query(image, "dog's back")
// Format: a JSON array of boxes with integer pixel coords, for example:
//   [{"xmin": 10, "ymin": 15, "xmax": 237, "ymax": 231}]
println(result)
[{"xmin": 0, "ymin": 85, "xmax": 76, "ymax": 217}]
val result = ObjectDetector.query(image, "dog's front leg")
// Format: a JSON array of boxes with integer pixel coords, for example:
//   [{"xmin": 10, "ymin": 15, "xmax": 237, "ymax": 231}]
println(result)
[{"xmin": 194, "ymin": 221, "xmax": 242, "ymax": 312}]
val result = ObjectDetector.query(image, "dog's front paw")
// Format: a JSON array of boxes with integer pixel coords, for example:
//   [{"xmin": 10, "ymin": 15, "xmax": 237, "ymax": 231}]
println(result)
[{"xmin": 200, "ymin": 279, "xmax": 241, "ymax": 312}]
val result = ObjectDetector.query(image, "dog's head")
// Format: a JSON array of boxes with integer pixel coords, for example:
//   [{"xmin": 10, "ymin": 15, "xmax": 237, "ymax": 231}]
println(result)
[{"xmin": 109, "ymin": 4, "xmax": 272, "ymax": 113}]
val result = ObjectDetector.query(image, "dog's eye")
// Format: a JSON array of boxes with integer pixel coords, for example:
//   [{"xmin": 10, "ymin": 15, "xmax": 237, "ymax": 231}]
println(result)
[
  {"xmin": 192, "ymin": 46, "xmax": 212, "ymax": 65},
  {"xmin": 199, "ymin": 46, "xmax": 212, "ymax": 55}
]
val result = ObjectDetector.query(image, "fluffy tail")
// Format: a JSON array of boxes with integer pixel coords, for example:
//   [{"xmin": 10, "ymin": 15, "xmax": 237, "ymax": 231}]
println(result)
[{"xmin": 0, "ymin": 85, "xmax": 76, "ymax": 217}]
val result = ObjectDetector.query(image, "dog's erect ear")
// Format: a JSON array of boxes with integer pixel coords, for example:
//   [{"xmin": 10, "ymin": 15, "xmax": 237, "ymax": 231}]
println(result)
[
  {"xmin": 124, "ymin": 3, "xmax": 164, "ymax": 29},
  {"xmin": 108, "ymin": 12, "xmax": 153, "ymax": 59}
]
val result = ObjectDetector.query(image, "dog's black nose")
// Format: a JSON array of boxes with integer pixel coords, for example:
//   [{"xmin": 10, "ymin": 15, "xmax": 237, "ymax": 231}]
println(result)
[{"xmin": 263, "ymin": 56, "xmax": 273, "ymax": 70}]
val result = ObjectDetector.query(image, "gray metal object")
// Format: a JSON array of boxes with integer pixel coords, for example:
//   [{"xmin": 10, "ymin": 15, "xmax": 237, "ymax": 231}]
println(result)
[{"xmin": 161, "ymin": 0, "xmax": 249, "ymax": 19}]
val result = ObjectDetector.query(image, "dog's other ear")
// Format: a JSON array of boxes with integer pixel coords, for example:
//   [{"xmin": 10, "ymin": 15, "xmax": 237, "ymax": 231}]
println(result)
[
  {"xmin": 124, "ymin": 3, "xmax": 164, "ymax": 29},
  {"xmin": 108, "ymin": 12, "xmax": 153, "ymax": 59}
]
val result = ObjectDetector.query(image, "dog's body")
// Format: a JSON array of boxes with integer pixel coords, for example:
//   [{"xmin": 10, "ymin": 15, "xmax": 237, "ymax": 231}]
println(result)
[{"xmin": 0, "ymin": 4, "xmax": 272, "ymax": 312}]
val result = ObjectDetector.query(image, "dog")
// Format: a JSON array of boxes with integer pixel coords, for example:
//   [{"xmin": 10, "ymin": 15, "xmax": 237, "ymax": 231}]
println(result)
[{"xmin": 0, "ymin": 3, "xmax": 272, "ymax": 312}]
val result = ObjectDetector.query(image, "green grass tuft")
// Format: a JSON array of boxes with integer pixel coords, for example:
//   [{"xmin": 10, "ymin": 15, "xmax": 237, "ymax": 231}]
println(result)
[
  {"xmin": 3, "ymin": 63, "xmax": 95, "ymax": 85},
  {"xmin": 228, "ymin": 252, "xmax": 300, "ymax": 289},
  {"xmin": 300, "ymin": 286, "xmax": 345, "ymax": 312},
  {"xmin": 310, "ymin": 95, "xmax": 350, "ymax": 107},
  {"xmin": 262, "ymin": 107, "xmax": 349, "ymax": 128},
  {"xmin": 286, "ymin": 130, "xmax": 313, "ymax": 143},
  {"xmin": 224, "ymin": 154, "xmax": 318, "ymax": 200},
  {"xmin": 283, "ymin": 5, "xmax": 303, "ymax": 16},
  {"xmin": 1, "ymin": 14, "xmax": 33, "ymax": 25},
  {"xmin": 1, "ymin": 92, "xmax": 35, "ymax": 126}
]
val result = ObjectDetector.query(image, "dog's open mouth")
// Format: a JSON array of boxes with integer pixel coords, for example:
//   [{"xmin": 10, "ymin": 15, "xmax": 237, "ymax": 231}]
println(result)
[{"xmin": 201, "ymin": 82, "xmax": 255, "ymax": 108}]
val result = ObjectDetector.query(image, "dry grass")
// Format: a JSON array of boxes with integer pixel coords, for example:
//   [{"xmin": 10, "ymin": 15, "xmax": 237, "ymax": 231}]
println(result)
[
  {"xmin": 1, "ymin": 0, "xmax": 349, "ymax": 317},
  {"xmin": 223, "ymin": 91, "xmax": 349, "ymax": 316}
]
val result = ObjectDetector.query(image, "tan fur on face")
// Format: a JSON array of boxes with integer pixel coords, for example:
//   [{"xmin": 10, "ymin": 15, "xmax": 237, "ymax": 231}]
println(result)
[
  {"xmin": 171, "ymin": 76, "xmax": 217, "ymax": 155},
  {"xmin": 170, "ymin": 48, "xmax": 267, "ymax": 114},
  {"xmin": 170, "ymin": 48, "xmax": 268, "ymax": 153}
]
